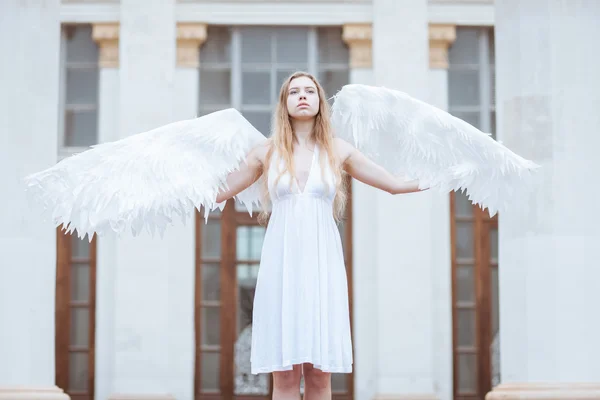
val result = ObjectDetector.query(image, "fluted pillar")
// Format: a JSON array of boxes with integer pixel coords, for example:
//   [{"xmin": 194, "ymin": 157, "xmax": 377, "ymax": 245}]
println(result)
[
  {"xmin": 487, "ymin": 1, "xmax": 600, "ymax": 399},
  {"xmin": 0, "ymin": 1, "xmax": 68, "ymax": 398}
]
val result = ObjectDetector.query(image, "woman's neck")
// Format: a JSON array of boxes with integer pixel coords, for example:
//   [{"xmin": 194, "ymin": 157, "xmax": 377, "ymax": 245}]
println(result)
[{"xmin": 291, "ymin": 118, "xmax": 315, "ymax": 148}]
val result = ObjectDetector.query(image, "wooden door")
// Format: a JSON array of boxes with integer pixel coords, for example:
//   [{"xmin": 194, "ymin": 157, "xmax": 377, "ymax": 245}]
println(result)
[
  {"xmin": 195, "ymin": 182, "xmax": 354, "ymax": 400},
  {"xmin": 56, "ymin": 230, "xmax": 97, "ymax": 400},
  {"xmin": 451, "ymin": 192, "xmax": 499, "ymax": 400}
]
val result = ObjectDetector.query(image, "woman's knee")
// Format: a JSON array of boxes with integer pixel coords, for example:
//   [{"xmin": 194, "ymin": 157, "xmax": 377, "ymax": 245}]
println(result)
[
  {"xmin": 303, "ymin": 364, "xmax": 331, "ymax": 390},
  {"xmin": 273, "ymin": 368, "xmax": 302, "ymax": 391}
]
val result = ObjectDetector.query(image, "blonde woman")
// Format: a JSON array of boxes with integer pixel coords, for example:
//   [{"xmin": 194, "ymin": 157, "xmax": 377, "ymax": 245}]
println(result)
[
  {"xmin": 215, "ymin": 72, "xmax": 426, "ymax": 400},
  {"xmin": 27, "ymin": 70, "xmax": 537, "ymax": 400}
]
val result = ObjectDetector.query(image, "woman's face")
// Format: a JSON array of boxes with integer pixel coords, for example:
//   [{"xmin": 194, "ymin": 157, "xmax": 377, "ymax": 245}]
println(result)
[{"xmin": 286, "ymin": 76, "xmax": 320, "ymax": 120}]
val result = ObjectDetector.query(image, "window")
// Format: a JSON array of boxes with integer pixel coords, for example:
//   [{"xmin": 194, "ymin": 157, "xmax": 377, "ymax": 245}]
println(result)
[
  {"xmin": 195, "ymin": 26, "xmax": 352, "ymax": 400},
  {"xmin": 56, "ymin": 24, "xmax": 99, "ymax": 400},
  {"xmin": 448, "ymin": 27, "xmax": 498, "ymax": 400},
  {"xmin": 198, "ymin": 26, "xmax": 350, "ymax": 135},
  {"xmin": 59, "ymin": 25, "xmax": 100, "ymax": 158},
  {"xmin": 56, "ymin": 230, "xmax": 97, "ymax": 400}
]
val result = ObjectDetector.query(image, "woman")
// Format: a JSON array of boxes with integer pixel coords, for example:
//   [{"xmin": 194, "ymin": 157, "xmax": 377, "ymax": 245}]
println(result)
[{"xmin": 215, "ymin": 71, "xmax": 427, "ymax": 400}]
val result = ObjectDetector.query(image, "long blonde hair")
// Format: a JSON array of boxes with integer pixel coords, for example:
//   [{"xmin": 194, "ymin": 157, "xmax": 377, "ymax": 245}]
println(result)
[{"xmin": 258, "ymin": 71, "xmax": 347, "ymax": 225}]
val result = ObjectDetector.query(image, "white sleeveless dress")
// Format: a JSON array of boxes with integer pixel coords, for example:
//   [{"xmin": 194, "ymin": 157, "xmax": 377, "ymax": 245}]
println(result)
[{"xmin": 250, "ymin": 144, "xmax": 353, "ymax": 374}]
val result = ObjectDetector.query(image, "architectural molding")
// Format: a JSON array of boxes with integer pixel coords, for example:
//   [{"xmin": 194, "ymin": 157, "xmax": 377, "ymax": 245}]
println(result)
[
  {"xmin": 0, "ymin": 387, "xmax": 69, "ymax": 400},
  {"xmin": 486, "ymin": 383, "xmax": 600, "ymax": 400},
  {"xmin": 429, "ymin": 24, "xmax": 456, "ymax": 69},
  {"xmin": 59, "ymin": 2, "xmax": 493, "ymax": 26},
  {"xmin": 176, "ymin": 22, "xmax": 208, "ymax": 68},
  {"xmin": 176, "ymin": 2, "xmax": 371, "ymax": 25},
  {"xmin": 342, "ymin": 23, "xmax": 372, "ymax": 69},
  {"xmin": 92, "ymin": 22, "xmax": 119, "ymax": 68}
]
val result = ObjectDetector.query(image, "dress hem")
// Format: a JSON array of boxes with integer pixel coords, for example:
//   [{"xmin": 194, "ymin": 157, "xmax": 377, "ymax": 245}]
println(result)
[{"xmin": 251, "ymin": 357, "xmax": 353, "ymax": 375}]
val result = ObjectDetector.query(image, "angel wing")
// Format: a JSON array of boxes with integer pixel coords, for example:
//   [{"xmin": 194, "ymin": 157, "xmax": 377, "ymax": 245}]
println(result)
[
  {"xmin": 330, "ymin": 84, "xmax": 539, "ymax": 217},
  {"xmin": 24, "ymin": 108, "xmax": 267, "ymax": 240}
]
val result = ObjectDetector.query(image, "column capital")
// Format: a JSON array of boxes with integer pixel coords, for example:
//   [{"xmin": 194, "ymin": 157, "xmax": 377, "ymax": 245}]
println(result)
[
  {"xmin": 92, "ymin": 22, "xmax": 120, "ymax": 68},
  {"xmin": 429, "ymin": 24, "xmax": 456, "ymax": 69},
  {"xmin": 342, "ymin": 23, "xmax": 372, "ymax": 69},
  {"xmin": 177, "ymin": 22, "xmax": 208, "ymax": 68}
]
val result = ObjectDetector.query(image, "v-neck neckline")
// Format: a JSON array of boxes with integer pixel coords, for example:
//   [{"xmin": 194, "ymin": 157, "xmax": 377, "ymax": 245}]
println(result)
[{"xmin": 294, "ymin": 144, "xmax": 318, "ymax": 195}]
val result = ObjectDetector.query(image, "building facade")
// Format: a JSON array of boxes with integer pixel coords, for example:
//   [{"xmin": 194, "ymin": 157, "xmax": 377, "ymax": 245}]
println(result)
[{"xmin": 2, "ymin": 1, "xmax": 599, "ymax": 400}]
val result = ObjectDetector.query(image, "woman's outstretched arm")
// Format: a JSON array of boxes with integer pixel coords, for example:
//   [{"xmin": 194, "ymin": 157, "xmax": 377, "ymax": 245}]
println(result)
[
  {"xmin": 215, "ymin": 142, "xmax": 269, "ymax": 203},
  {"xmin": 333, "ymin": 137, "xmax": 427, "ymax": 195}
]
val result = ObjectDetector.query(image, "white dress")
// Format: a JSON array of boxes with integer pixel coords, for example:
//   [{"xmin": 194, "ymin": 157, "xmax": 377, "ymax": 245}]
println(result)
[{"xmin": 250, "ymin": 144, "xmax": 353, "ymax": 374}]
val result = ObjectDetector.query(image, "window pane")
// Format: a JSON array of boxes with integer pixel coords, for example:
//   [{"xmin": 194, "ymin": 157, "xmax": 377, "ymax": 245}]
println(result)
[
  {"xmin": 456, "ymin": 265, "xmax": 474, "ymax": 303},
  {"xmin": 318, "ymin": 27, "xmax": 349, "ymax": 65},
  {"xmin": 66, "ymin": 26, "xmax": 98, "ymax": 64},
  {"xmin": 456, "ymin": 222, "xmax": 474, "ymax": 259},
  {"xmin": 70, "ymin": 308, "xmax": 89, "ymax": 347},
  {"xmin": 201, "ymin": 307, "xmax": 220, "ymax": 346},
  {"xmin": 237, "ymin": 264, "xmax": 258, "ymax": 334},
  {"xmin": 71, "ymin": 264, "xmax": 90, "ymax": 302},
  {"xmin": 457, "ymin": 309, "xmax": 475, "ymax": 347},
  {"xmin": 242, "ymin": 71, "xmax": 271, "ymax": 105},
  {"xmin": 202, "ymin": 264, "xmax": 220, "ymax": 301},
  {"xmin": 241, "ymin": 27, "xmax": 272, "ymax": 64},
  {"xmin": 448, "ymin": 69, "xmax": 480, "ymax": 107},
  {"xmin": 199, "ymin": 69, "xmax": 231, "ymax": 107},
  {"xmin": 201, "ymin": 219, "xmax": 221, "ymax": 258},
  {"xmin": 71, "ymin": 236, "xmax": 90, "ymax": 258},
  {"xmin": 275, "ymin": 27, "xmax": 309, "ymax": 64},
  {"xmin": 243, "ymin": 111, "xmax": 271, "ymax": 137},
  {"xmin": 457, "ymin": 353, "xmax": 477, "ymax": 392},
  {"xmin": 454, "ymin": 191, "xmax": 473, "ymax": 218},
  {"xmin": 66, "ymin": 68, "xmax": 98, "ymax": 105},
  {"xmin": 64, "ymin": 110, "xmax": 97, "ymax": 147},
  {"xmin": 319, "ymin": 69, "xmax": 349, "ymax": 98},
  {"xmin": 490, "ymin": 227, "xmax": 498, "ymax": 261},
  {"xmin": 202, "ymin": 26, "xmax": 232, "ymax": 64},
  {"xmin": 201, "ymin": 352, "xmax": 220, "ymax": 391},
  {"xmin": 491, "ymin": 266, "xmax": 499, "ymax": 335},
  {"xmin": 332, "ymin": 373, "xmax": 347, "ymax": 393},
  {"xmin": 68, "ymin": 352, "xmax": 89, "ymax": 391},
  {"xmin": 235, "ymin": 263, "xmax": 269, "ymax": 395},
  {"xmin": 451, "ymin": 111, "xmax": 481, "ymax": 131},
  {"xmin": 448, "ymin": 28, "xmax": 479, "ymax": 66},
  {"xmin": 236, "ymin": 226, "xmax": 265, "ymax": 261}
]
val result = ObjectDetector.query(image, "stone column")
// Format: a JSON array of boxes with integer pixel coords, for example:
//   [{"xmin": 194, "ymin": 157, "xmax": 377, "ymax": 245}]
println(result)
[
  {"xmin": 91, "ymin": 22, "xmax": 121, "ymax": 400},
  {"xmin": 174, "ymin": 23, "xmax": 207, "ymax": 120},
  {"xmin": 428, "ymin": 24, "xmax": 456, "ymax": 400},
  {"xmin": 107, "ymin": 1, "xmax": 194, "ymax": 399},
  {"xmin": 372, "ymin": 0, "xmax": 437, "ymax": 398},
  {"xmin": 0, "ymin": 1, "xmax": 68, "ymax": 399},
  {"xmin": 487, "ymin": 1, "xmax": 600, "ymax": 399},
  {"xmin": 343, "ymin": 22, "xmax": 379, "ymax": 400}
]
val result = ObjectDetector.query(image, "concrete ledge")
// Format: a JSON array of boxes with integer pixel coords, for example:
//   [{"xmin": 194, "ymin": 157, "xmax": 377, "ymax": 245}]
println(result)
[
  {"xmin": 486, "ymin": 383, "xmax": 600, "ymax": 399},
  {"xmin": 108, "ymin": 395, "xmax": 176, "ymax": 400},
  {"xmin": 0, "ymin": 386, "xmax": 69, "ymax": 400},
  {"xmin": 374, "ymin": 395, "xmax": 439, "ymax": 400}
]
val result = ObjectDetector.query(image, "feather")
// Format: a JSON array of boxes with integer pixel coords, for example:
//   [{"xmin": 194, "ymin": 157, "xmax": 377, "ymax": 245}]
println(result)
[
  {"xmin": 24, "ymin": 108, "xmax": 267, "ymax": 240},
  {"xmin": 330, "ymin": 84, "xmax": 540, "ymax": 216}
]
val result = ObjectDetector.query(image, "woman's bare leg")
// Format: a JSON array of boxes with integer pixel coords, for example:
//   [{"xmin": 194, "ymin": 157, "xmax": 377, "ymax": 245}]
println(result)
[
  {"xmin": 302, "ymin": 363, "xmax": 331, "ymax": 400},
  {"xmin": 272, "ymin": 364, "xmax": 302, "ymax": 400}
]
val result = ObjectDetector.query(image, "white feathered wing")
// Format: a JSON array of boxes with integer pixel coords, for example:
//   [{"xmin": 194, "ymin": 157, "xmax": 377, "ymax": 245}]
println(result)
[
  {"xmin": 24, "ymin": 108, "xmax": 267, "ymax": 240},
  {"xmin": 330, "ymin": 84, "xmax": 539, "ymax": 216}
]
